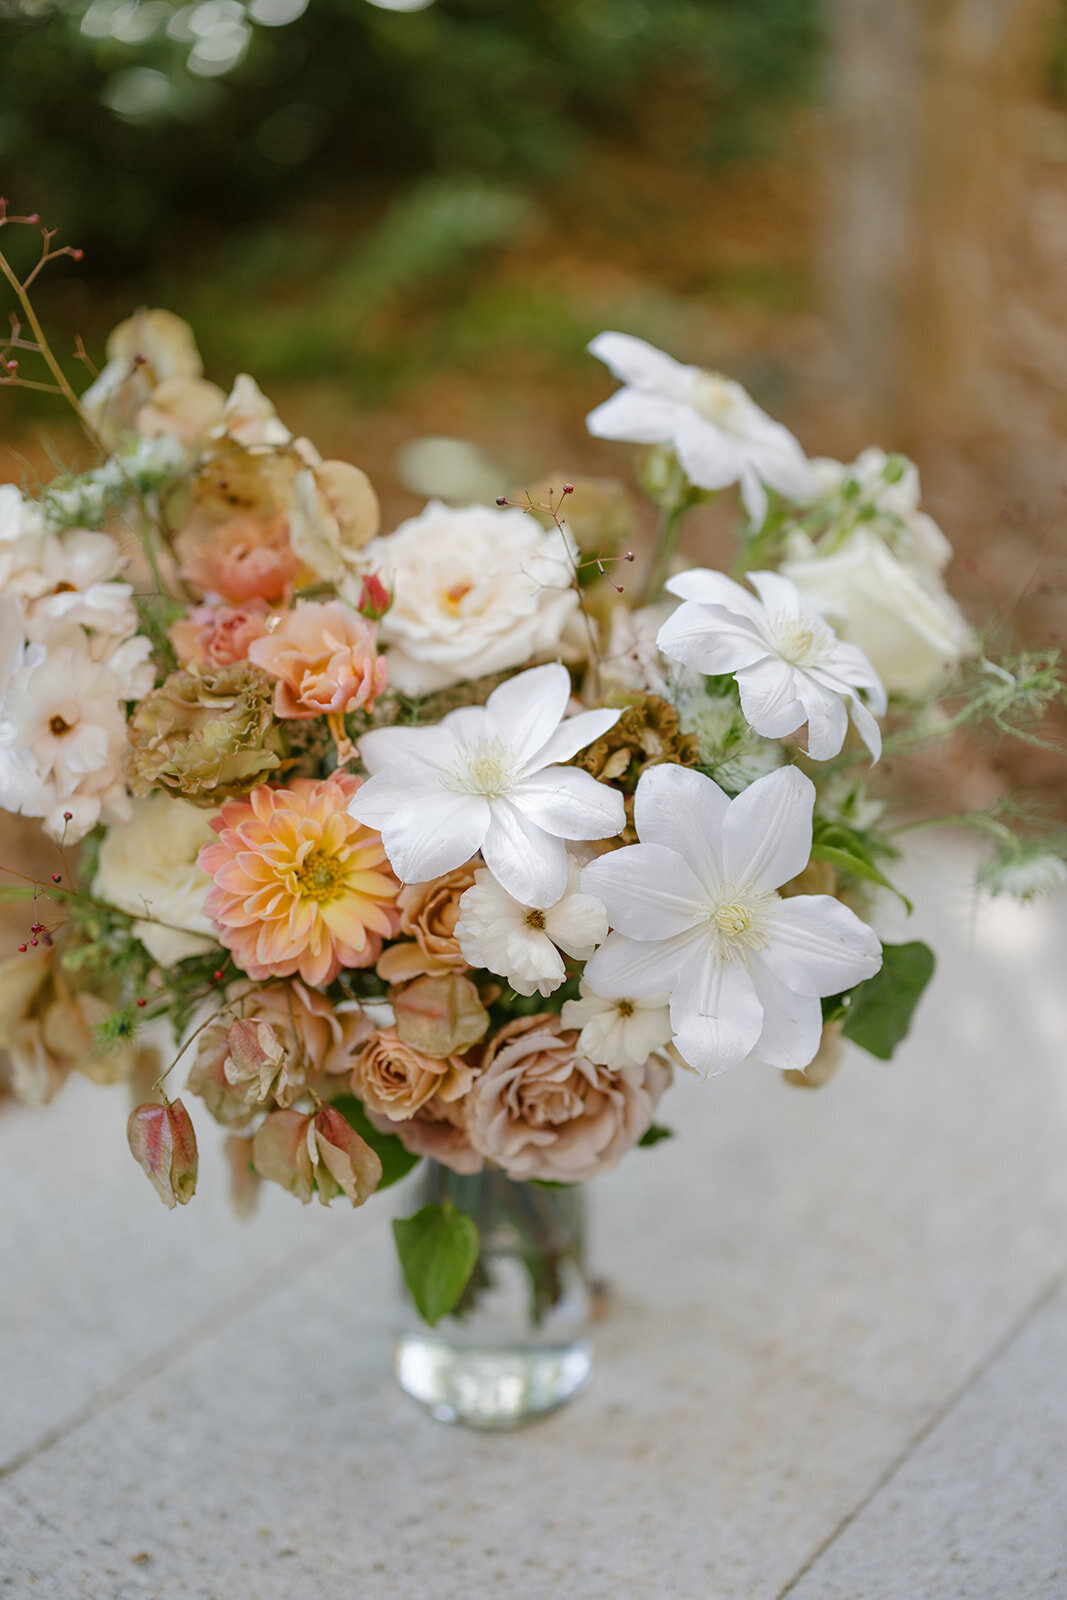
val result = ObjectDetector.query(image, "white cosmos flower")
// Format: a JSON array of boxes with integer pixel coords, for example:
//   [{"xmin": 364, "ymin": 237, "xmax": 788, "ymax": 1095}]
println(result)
[
  {"xmin": 582, "ymin": 763, "xmax": 882, "ymax": 1077},
  {"xmin": 350, "ymin": 662, "xmax": 625, "ymax": 906},
  {"xmin": 586, "ymin": 332, "xmax": 813, "ymax": 527},
  {"xmin": 657, "ymin": 568, "xmax": 887, "ymax": 761},
  {"xmin": 24, "ymin": 530, "xmax": 139, "ymax": 643},
  {"xmin": 560, "ymin": 981, "xmax": 673, "ymax": 1070},
  {"xmin": 456, "ymin": 861, "xmax": 608, "ymax": 997}
]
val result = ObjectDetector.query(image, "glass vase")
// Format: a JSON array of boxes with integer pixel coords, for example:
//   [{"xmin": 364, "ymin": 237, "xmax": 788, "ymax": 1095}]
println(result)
[{"xmin": 395, "ymin": 1162, "xmax": 593, "ymax": 1429}]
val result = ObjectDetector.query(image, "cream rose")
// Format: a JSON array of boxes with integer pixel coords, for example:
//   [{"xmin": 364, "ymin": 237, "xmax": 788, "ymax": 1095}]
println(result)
[
  {"xmin": 466, "ymin": 1014, "xmax": 670, "ymax": 1182},
  {"xmin": 359, "ymin": 501, "xmax": 580, "ymax": 694},
  {"xmin": 781, "ymin": 527, "xmax": 974, "ymax": 696},
  {"xmin": 94, "ymin": 792, "xmax": 220, "ymax": 965}
]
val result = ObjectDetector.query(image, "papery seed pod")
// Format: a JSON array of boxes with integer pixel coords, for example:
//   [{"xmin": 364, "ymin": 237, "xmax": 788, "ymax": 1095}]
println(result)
[
  {"xmin": 310, "ymin": 1105, "xmax": 382, "ymax": 1208},
  {"xmin": 127, "ymin": 1099, "xmax": 198, "ymax": 1209},
  {"xmin": 251, "ymin": 1108, "xmax": 314, "ymax": 1203},
  {"xmin": 223, "ymin": 1018, "xmax": 289, "ymax": 1105},
  {"xmin": 392, "ymin": 973, "xmax": 489, "ymax": 1058}
]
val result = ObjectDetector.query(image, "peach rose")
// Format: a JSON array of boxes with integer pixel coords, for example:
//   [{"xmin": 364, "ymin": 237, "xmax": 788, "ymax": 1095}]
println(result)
[
  {"xmin": 466, "ymin": 1014, "xmax": 670, "ymax": 1183},
  {"xmin": 180, "ymin": 513, "xmax": 302, "ymax": 605},
  {"xmin": 169, "ymin": 600, "xmax": 272, "ymax": 669},
  {"xmin": 350, "ymin": 1027, "xmax": 474, "ymax": 1122},
  {"xmin": 248, "ymin": 600, "xmax": 387, "ymax": 720},
  {"xmin": 367, "ymin": 1094, "xmax": 484, "ymax": 1176},
  {"xmin": 376, "ymin": 864, "xmax": 477, "ymax": 983}
]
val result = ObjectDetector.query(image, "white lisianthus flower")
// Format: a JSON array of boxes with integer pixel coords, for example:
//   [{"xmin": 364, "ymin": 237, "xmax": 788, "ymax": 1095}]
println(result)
[
  {"xmin": 657, "ymin": 568, "xmax": 887, "ymax": 761},
  {"xmin": 456, "ymin": 861, "xmax": 608, "ymax": 997},
  {"xmin": 0, "ymin": 637, "xmax": 132, "ymax": 842},
  {"xmin": 360, "ymin": 500, "xmax": 580, "ymax": 695},
  {"xmin": 780, "ymin": 527, "xmax": 974, "ymax": 697},
  {"xmin": 350, "ymin": 662, "xmax": 625, "ymax": 906},
  {"xmin": 560, "ymin": 981, "xmax": 673, "ymax": 1070},
  {"xmin": 94, "ymin": 793, "xmax": 221, "ymax": 966},
  {"xmin": 807, "ymin": 448, "xmax": 952, "ymax": 572},
  {"xmin": 23, "ymin": 531, "xmax": 139, "ymax": 644},
  {"xmin": 582, "ymin": 763, "xmax": 882, "ymax": 1077},
  {"xmin": 586, "ymin": 331, "xmax": 813, "ymax": 527}
]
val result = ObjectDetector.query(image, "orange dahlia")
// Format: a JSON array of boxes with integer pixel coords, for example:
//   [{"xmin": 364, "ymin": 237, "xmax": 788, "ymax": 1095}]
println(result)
[{"xmin": 199, "ymin": 773, "xmax": 400, "ymax": 987}]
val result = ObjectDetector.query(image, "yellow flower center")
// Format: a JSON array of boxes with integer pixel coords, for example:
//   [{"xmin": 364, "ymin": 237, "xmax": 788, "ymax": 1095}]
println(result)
[
  {"xmin": 525, "ymin": 908, "xmax": 546, "ymax": 930},
  {"xmin": 447, "ymin": 735, "xmax": 517, "ymax": 798},
  {"xmin": 772, "ymin": 614, "xmax": 830, "ymax": 669},
  {"xmin": 49, "ymin": 714, "xmax": 73, "ymax": 736},
  {"xmin": 705, "ymin": 887, "xmax": 777, "ymax": 961},
  {"xmin": 617, "ymin": 1000, "xmax": 635, "ymax": 1018},
  {"xmin": 691, "ymin": 370, "xmax": 742, "ymax": 429},
  {"xmin": 711, "ymin": 902, "xmax": 753, "ymax": 939},
  {"xmin": 291, "ymin": 847, "xmax": 346, "ymax": 903}
]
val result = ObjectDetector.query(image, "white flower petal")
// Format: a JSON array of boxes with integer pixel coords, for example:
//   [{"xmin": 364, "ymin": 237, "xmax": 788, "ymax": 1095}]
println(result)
[
  {"xmin": 795, "ymin": 674, "xmax": 850, "ymax": 760},
  {"xmin": 657, "ymin": 600, "xmax": 771, "ymax": 674},
  {"xmin": 737, "ymin": 465, "xmax": 769, "ymax": 529},
  {"xmin": 762, "ymin": 894, "xmax": 882, "ymax": 996},
  {"xmin": 847, "ymin": 694, "xmax": 883, "ymax": 762},
  {"xmin": 357, "ymin": 722, "xmax": 457, "ymax": 777},
  {"xmin": 735, "ymin": 656, "xmax": 807, "ymax": 739},
  {"xmin": 632, "ymin": 762, "xmax": 728, "ymax": 893},
  {"xmin": 672, "ymin": 410, "xmax": 747, "ymax": 492},
  {"xmin": 543, "ymin": 891, "xmax": 608, "ymax": 958},
  {"xmin": 481, "ymin": 801, "xmax": 570, "ymax": 906},
  {"xmin": 585, "ymin": 389, "xmax": 680, "ymax": 444},
  {"xmin": 513, "ymin": 766, "xmax": 625, "ymax": 841},
  {"xmin": 746, "ymin": 569, "xmax": 807, "ymax": 620},
  {"xmin": 720, "ymin": 766, "xmax": 815, "ymax": 891},
  {"xmin": 587, "ymin": 331, "xmax": 696, "ymax": 402},
  {"xmin": 747, "ymin": 956, "xmax": 825, "ymax": 1069},
  {"xmin": 581, "ymin": 842, "xmax": 705, "ymax": 940},
  {"xmin": 485, "ymin": 662, "xmax": 571, "ymax": 761},
  {"xmin": 665, "ymin": 568, "xmax": 764, "ymax": 620},
  {"xmin": 583, "ymin": 926, "xmax": 701, "ymax": 999},
  {"xmin": 668, "ymin": 948, "xmax": 764, "ymax": 1077},
  {"xmin": 529, "ymin": 705, "xmax": 622, "ymax": 769},
  {"xmin": 362, "ymin": 787, "xmax": 488, "ymax": 884}
]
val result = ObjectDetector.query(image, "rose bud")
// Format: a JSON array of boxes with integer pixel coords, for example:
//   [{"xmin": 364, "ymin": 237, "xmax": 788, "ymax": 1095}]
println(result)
[
  {"xmin": 310, "ymin": 1105, "xmax": 382, "ymax": 1207},
  {"xmin": 223, "ymin": 1018, "xmax": 289, "ymax": 1106},
  {"xmin": 356, "ymin": 573, "xmax": 392, "ymax": 621},
  {"xmin": 224, "ymin": 1134, "xmax": 261, "ymax": 1220},
  {"xmin": 391, "ymin": 973, "xmax": 489, "ymax": 1058},
  {"xmin": 127, "ymin": 1099, "xmax": 198, "ymax": 1210},
  {"xmin": 251, "ymin": 1108, "xmax": 315, "ymax": 1203}
]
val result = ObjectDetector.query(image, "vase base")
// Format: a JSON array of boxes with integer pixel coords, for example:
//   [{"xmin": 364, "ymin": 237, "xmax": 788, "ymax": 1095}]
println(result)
[{"xmin": 395, "ymin": 1333, "xmax": 593, "ymax": 1429}]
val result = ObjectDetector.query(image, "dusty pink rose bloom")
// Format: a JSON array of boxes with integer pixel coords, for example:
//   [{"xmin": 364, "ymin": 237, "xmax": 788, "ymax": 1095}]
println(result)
[
  {"xmin": 180, "ymin": 513, "xmax": 302, "ymax": 605},
  {"xmin": 466, "ymin": 1014, "xmax": 670, "ymax": 1183},
  {"xmin": 368, "ymin": 1094, "xmax": 483, "ymax": 1176},
  {"xmin": 350, "ymin": 1026, "xmax": 474, "ymax": 1122},
  {"xmin": 169, "ymin": 599, "xmax": 272, "ymax": 668},
  {"xmin": 376, "ymin": 864, "xmax": 477, "ymax": 983},
  {"xmin": 248, "ymin": 600, "xmax": 387, "ymax": 720}
]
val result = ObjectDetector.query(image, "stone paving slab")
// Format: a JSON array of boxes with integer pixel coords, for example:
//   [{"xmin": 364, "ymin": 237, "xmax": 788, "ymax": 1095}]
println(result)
[{"xmin": 1, "ymin": 835, "xmax": 1065, "ymax": 1598}]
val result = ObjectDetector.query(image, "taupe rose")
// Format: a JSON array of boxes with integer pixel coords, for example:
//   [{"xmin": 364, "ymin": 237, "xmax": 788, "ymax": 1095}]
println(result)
[
  {"xmin": 466, "ymin": 1014, "xmax": 670, "ymax": 1183},
  {"xmin": 350, "ymin": 1027, "xmax": 474, "ymax": 1122}
]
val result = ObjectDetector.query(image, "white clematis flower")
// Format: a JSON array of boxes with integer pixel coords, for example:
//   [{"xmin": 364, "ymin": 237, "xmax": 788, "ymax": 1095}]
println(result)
[
  {"xmin": 657, "ymin": 568, "xmax": 887, "ymax": 761},
  {"xmin": 456, "ymin": 861, "xmax": 608, "ymax": 997},
  {"xmin": 350, "ymin": 662, "xmax": 625, "ymax": 907},
  {"xmin": 586, "ymin": 331, "xmax": 813, "ymax": 527},
  {"xmin": 560, "ymin": 981, "xmax": 673, "ymax": 1070},
  {"xmin": 582, "ymin": 763, "xmax": 882, "ymax": 1077}
]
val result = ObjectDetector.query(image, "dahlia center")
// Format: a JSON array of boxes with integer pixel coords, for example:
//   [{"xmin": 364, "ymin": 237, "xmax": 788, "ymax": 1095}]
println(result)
[{"xmin": 291, "ymin": 847, "xmax": 346, "ymax": 903}]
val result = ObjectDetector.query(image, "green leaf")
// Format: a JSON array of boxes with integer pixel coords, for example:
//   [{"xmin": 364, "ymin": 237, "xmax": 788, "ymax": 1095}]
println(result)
[
  {"xmin": 842, "ymin": 941, "xmax": 936, "ymax": 1060},
  {"xmin": 330, "ymin": 1094, "xmax": 420, "ymax": 1190},
  {"xmin": 638, "ymin": 1123, "xmax": 674, "ymax": 1147},
  {"xmin": 392, "ymin": 1202, "xmax": 481, "ymax": 1327},
  {"xmin": 809, "ymin": 842, "xmax": 912, "ymax": 911}
]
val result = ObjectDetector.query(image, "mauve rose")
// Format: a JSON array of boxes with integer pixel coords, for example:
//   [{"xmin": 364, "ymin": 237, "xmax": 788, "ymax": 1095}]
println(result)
[
  {"xmin": 248, "ymin": 599, "xmax": 387, "ymax": 720},
  {"xmin": 466, "ymin": 1014, "xmax": 670, "ymax": 1183},
  {"xmin": 367, "ymin": 1094, "xmax": 484, "ymax": 1176},
  {"xmin": 350, "ymin": 1027, "xmax": 473, "ymax": 1122},
  {"xmin": 169, "ymin": 600, "xmax": 272, "ymax": 669}
]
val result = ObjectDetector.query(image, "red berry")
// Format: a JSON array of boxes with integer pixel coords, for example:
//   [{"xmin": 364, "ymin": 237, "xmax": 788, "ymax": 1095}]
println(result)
[
  {"xmin": 17, "ymin": 944, "xmax": 27, "ymax": 953},
  {"xmin": 495, "ymin": 496, "xmax": 508, "ymax": 506},
  {"xmin": 30, "ymin": 939, "xmax": 38, "ymax": 948},
  {"xmin": 563, "ymin": 482, "xmax": 574, "ymax": 494},
  {"xmin": 71, "ymin": 249, "xmax": 84, "ymax": 261},
  {"xmin": 213, "ymin": 969, "xmax": 225, "ymax": 981},
  {"xmin": 63, "ymin": 811, "xmax": 73, "ymax": 821},
  {"xmin": 136, "ymin": 998, "xmax": 147, "ymax": 1008},
  {"xmin": 51, "ymin": 873, "xmax": 61, "ymax": 883}
]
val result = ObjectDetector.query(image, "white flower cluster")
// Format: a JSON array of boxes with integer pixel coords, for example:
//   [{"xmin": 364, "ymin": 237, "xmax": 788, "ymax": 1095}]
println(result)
[{"xmin": 0, "ymin": 484, "xmax": 151, "ymax": 841}]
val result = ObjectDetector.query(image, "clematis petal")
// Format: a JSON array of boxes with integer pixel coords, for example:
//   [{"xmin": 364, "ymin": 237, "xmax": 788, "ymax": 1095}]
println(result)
[
  {"xmin": 581, "ymin": 842, "xmax": 704, "ymax": 940},
  {"xmin": 847, "ymin": 694, "xmax": 883, "ymax": 762},
  {"xmin": 587, "ymin": 331, "xmax": 697, "ymax": 403},
  {"xmin": 585, "ymin": 389, "xmax": 680, "ymax": 444},
  {"xmin": 720, "ymin": 765, "xmax": 815, "ymax": 891},
  {"xmin": 364, "ymin": 788, "xmax": 488, "ymax": 885},
  {"xmin": 485, "ymin": 663, "xmax": 571, "ymax": 760},
  {"xmin": 762, "ymin": 894, "xmax": 882, "ymax": 996},
  {"xmin": 735, "ymin": 656, "xmax": 807, "ymax": 739},
  {"xmin": 665, "ymin": 568, "xmax": 765, "ymax": 619},
  {"xmin": 737, "ymin": 466, "xmax": 769, "ymax": 530},
  {"xmin": 668, "ymin": 948, "xmax": 764, "ymax": 1077},
  {"xmin": 632, "ymin": 762, "xmax": 728, "ymax": 893},
  {"xmin": 671, "ymin": 408, "xmax": 747, "ymax": 494},
  {"xmin": 513, "ymin": 766, "xmax": 625, "ymax": 841},
  {"xmin": 528, "ymin": 706, "xmax": 622, "ymax": 769},
  {"xmin": 747, "ymin": 955, "xmax": 825, "ymax": 1070},
  {"xmin": 657, "ymin": 600, "xmax": 772, "ymax": 674},
  {"xmin": 358, "ymin": 722, "xmax": 457, "ymax": 776},
  {"xmin": 481, "ymin": 800, "xmax": 569, "ymax": 906},
  {"xmin": 746, "ymin": 570, "xmax": 808, "ymax": 620},
  {"xmin": 795, "ymin": 674, "xmax": 850, "ymax": 760},
  {"xmin": 583, "ymin": 926, "xmax": 702, "ymax": 999}
]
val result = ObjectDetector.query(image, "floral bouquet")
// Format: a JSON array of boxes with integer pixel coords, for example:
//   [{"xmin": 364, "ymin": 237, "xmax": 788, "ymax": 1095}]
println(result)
[{"xmin": 1, "ymin": 210, "xmax": 1064, "ymax": 1416}]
